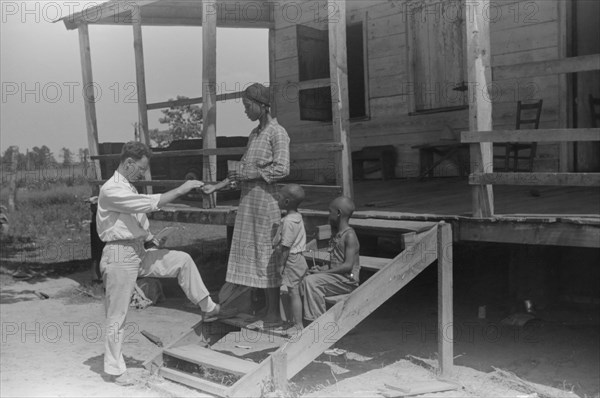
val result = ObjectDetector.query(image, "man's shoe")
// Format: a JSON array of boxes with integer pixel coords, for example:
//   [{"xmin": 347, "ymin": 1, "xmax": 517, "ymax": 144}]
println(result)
[{"xmin": 110, "ymin": 372, "xmax": 135, "ymax": 387}]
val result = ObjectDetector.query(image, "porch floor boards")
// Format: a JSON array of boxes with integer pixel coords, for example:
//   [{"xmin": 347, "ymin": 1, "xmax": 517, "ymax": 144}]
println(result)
[{"xmin": 299, "ymin": 177, "xmax": 600, "ymax": 216}]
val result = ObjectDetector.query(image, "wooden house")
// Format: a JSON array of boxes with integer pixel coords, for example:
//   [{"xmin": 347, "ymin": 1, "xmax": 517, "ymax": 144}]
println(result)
[
  {"xmin": 60, "ymin": 0, "xmax": 599, "ymax": 245},
  {"xmin": 60, "ymin": 1, "xmax": 599, "ymax": 395}
]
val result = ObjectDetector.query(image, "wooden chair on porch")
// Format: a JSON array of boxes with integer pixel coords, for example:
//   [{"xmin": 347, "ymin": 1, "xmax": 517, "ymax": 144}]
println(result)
[{"xmin": 494, "ymin": 99, "xmax": 543, "ymax": 172}]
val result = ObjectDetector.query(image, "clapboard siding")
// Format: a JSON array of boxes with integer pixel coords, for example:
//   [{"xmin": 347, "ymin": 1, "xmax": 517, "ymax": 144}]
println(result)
[{"xmin": 272, "ymin": 0, "xmax": 567, "ymax": 177}]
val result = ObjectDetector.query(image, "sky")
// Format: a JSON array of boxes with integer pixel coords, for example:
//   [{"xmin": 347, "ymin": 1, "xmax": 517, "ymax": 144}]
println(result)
[{"xmin": 1, "ymin": 0, "xmax": 269, "ymax": 161}]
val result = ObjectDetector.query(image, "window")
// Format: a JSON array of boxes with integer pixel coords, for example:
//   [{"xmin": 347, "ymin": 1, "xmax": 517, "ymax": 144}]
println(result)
[
  {"xmin": 296, "ymin": 22, "xmax": 367, "ymax": 121},
  {"xmin": 407, "ymin": 0, "xmax": 467, "ymax": 112}
]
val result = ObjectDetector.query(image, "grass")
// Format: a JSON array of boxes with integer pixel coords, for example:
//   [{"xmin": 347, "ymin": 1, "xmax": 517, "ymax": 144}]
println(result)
[{"xmin": 0, "ymin": 182, "xmax": 93, "ymax": 264}]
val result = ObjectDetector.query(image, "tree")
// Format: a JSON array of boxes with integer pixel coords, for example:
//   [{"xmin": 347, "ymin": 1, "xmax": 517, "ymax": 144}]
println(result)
[
  {"xmin": 31, "ymin": 146, "xmax": 56, "ymax": 167},
  {"xmin": 2, "ymin": 146, "xmax": 25, "ymax": 170},
  {"xmin": 78, "ymin": 148, "xmax": 89, "ymax": 164},
  {"xmin": 153, "ymin": 95, "xmax": 203, "ymax": 147},
  {"xmin": 61, "ymin": 148, "xmax": 73, "ymax": 166},
  {"xmin": 149, "ymin": 128, "xmax": 173, "ymax": 148}
]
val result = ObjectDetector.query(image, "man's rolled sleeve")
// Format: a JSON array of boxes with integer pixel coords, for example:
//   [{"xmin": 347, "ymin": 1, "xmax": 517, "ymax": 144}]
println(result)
[{"xmin": 101, "ymin": 185, "xmax": 162, "ymax": 214}]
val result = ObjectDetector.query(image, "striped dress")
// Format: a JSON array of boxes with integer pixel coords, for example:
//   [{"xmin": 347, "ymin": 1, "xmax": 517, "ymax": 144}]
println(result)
[{"xmin": 226, "ymin": 119, "xmax": 290, "ymax": 288}]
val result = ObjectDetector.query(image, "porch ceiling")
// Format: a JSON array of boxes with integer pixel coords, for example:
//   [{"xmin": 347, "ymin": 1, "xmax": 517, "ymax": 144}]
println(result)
[{"xmin": 60, "ymin": 0, "xmax": 274, "ymax": 30}]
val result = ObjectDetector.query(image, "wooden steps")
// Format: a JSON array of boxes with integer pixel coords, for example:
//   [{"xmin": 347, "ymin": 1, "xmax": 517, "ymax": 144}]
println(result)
[
  {"xmin": 304, "ymin": 251, "xmax": 391, "ymax": 273},
  {"xmin": 163, "ymin": 344, "xmax": 258, "ymax": 376},
  {"xmin": 218, "ymin": 313, "xmax": 290, "ymax": 338},
  {"xmin": 144, "ymin": 221, "xmax": 454, "ymax": 398},
  {"xmin": 210, "ymin": 330, "xmax": 288, "ymax": 363},
  {"xmin": 159, "ymin": 367, "xmax": 229, "ymax": 397}
]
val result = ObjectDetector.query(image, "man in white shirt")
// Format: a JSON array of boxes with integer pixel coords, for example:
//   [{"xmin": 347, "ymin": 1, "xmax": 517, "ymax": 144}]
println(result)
[{"xmin": 97, "ymin": 141, "xmax": 220, "ymax": 386}]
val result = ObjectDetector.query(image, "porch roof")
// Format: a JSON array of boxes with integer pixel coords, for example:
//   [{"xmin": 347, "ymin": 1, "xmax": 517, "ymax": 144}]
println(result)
[{"xmin": 59, "ymin": 0, "xmax": 274, "ymax": 30}]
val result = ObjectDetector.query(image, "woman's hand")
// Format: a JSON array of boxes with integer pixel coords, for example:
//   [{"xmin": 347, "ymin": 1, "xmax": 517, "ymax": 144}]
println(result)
[
  {"xmin": 228, "ymin": 163, "xmax": 260, "ymax": 181},
  {"xmin": 201, "ymin": 184, "xmax": 217, "ymax": 195},
  {"xmin": 308, "ymin": 265, "xmax": 324, "ymax": 274}
]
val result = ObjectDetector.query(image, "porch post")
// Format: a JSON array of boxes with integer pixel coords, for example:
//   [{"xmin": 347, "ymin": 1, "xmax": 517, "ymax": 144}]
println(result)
[
  {"xmin": 133, "ymin": 14, "xmax": 153, "ymax": 191},
  {"xmin": 202, "ymin": 0, "xmax": 218, "ymax": 208},
  {"xmin": 77, "ymin": 24, "xmax": 102, "ymax": 186},
  {"xmin": 465, "ymin": 0, "xmax": 494, "ymax": 217},
  {"xmin": 268, "ymin": 27, "xmax": 278, "ymax": 119},
  {"xmin": 328, "ymin": 0, "xmax": 353, "ymax": 198},
  {"xmin": 437, "ymin": 222, "xmax": 453, "ymax": 376}
]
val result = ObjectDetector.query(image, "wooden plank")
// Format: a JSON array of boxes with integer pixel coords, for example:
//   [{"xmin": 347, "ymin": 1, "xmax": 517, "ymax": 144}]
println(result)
[
  {"xmin": 147, "ymin": 91, "xmax": 244, "ymax": 110},
  {"xmin": 133, "ymin": 18, "xmax": 149, "ymax": 147},
  {"xmin": 271, "ymin": 353, "xmax": 288, "ymax": 394},
  {"xmin": 437, "ymin": 222, "xmax": 453, "ymax": 376},
  {"xmin": 61, "ymin": 0, "xmax": 160, "ymax": 29},
  {"xmin": 469, "ymin": 172, "xmax": 600, "ymax": 187},
  {"xmin": 359, "ymin": 255, "xmax": 392, "ymax": 271},
  {"xmin": 91, "ymin": 142, "xmax": 343, "ymax": 160},
  {"xmin": 493, "ymin": 54, "xmax": 600, "ymax": 81},
  {"xmin": 297, "ymin": 78, "xmax": 331, "ymax": 91},
  {"xmin": 329, "ymin": 0, "xmax": 354, "ymax": 198},
  {"xmin": 133, "ymin": 16, "xmax": 153, "ymax": 193},
  {"xmin": 459, "ymin": 219, "xmax": 600, "ymax": 248},
  {"xmin": 131, "ymin": 17, "xmax": 273, "ymax": 29},
  {"xmin": 382, "ymin": 380, "xmax": 459, "ymax": 397},
  {"xmin": 149, "ymin": 204, "xmax": 238, "ymax": 226},
  {"xmin": 77, "ymin": 24, "xmax": 102, "ymax": 182},
  {"xmin": 210, "ymin": 330, "xmax": 287, "ymax": 358},
  {"xmin": 491, "ymin": 21, "xmax": 558, "ymax": 56},
  {"xmin": 275, "ymin": 184, "xmax": 342, "ymax": 195},
  {"xmin": 227, "ymin": 226, "xmax": 439, "ymax": 398},
  {"xmin": 303, "ymin": 252, "xmax": 393, "ymax": 273},
  {"xmin": 164, "ymin": 344, "xmax": 257, "ymax": 376},
  {"xmin": 269, "ymin": 28, "xmax": 278, "ymax": 118},
  {"xmin": 218, "ymin": 314, "xmax": 290, "ymax": 338},
  {"xmin": 90, "ymin": 180, "xmax": 341, "ymax": 195},
  {"xmin": 461, "ymin": 128, "xmax": 600, "ymax": 143},
  {"xmin": 350, "ymin": 218, "xmax": 438, "ymax": 234},
  {"xmin": 465, "ymin": 0, "xmax": 494, "ymax": 218},
  {"xmin": 557, "ymin": 0, "xmax": 569, "ymax": 173},
  {"xmin": 159, "ymin": 367, "xmax": 227, "ymax": 397},
  {"xmin": 202, "ymin": 0, "xmax": 217, "ymax": 209}
]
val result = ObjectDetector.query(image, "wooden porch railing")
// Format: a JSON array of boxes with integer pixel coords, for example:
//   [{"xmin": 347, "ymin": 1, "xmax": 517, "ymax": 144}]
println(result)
[
  {"xmin": 90, "ymin": 142, "xmax": 345, "ymax": 202},
  {"xmin": 462, "ymin": 128, "xmax": 600, "ymax": 217}
]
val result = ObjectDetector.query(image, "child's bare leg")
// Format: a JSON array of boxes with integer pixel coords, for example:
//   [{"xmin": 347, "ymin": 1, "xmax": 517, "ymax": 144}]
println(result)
[
  {"xmin": 288, "ymin": 286, "xmax": 303, "ymax": 330},
  {"xmin": 263, "ymin": 287, "xmax": 282, "ymax": 324}
]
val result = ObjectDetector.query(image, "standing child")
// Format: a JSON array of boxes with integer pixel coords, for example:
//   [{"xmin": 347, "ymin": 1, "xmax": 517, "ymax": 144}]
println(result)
[
  {"xmin": 300, "ymin": 196, "xmax": 360, "ymax": 322},
  {"xmin": 273, "ymin": 184, "xmax": 308, "ymax": 334}
]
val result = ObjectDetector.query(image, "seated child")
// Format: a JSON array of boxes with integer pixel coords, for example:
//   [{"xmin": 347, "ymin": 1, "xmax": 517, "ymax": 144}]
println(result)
[
  {"xmin": 300, "ymin": 196, "xmax": 360, "ymax": 322},
  {"xmin": 273, "ymin": 184, "xmax": 308, "ymax": 333}
]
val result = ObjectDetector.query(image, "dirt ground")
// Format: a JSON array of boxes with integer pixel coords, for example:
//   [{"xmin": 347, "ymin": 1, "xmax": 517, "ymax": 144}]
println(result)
[
  {"xmin": 0, "ymin": 266, "xmax": 597, "ymax": 398},
  {"xmin": 1, "ymin": 224, "xmax": 598, "ymax": 398}
]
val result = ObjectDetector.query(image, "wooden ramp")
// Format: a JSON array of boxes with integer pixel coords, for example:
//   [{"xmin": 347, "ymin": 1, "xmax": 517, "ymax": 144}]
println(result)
[{"xmin": 144, "ymin": 221, "xmax": 453, "ymax": 397}]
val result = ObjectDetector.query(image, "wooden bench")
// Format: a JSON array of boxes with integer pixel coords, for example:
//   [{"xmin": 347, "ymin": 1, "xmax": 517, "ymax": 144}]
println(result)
[
  {"xmin": 352, "ymin": 145, "xmax": 396, "ymax": 180},
  {"xmin": 303, "ymin": 220, "xmax": 438, "ymax": 306},
  {"xmin": 412, "ymin": 140, "xmax": 469, "ymax": 179},
  {"xmin": 302, "ymin": 251, "xmax": 392, "ymax": 306},
  {"xmin": 322, "ymin": 255, "xmax": 392, "ymax": 306}
]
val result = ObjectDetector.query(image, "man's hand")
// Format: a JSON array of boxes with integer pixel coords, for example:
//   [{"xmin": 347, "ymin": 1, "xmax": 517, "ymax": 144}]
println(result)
[
  {"xmin": 178, "ymin": 180, "xmax": 204, "ymax": 195},
  {"xmin": 155, "ymin": 236, "xmax": 168, "ymax": 248}
]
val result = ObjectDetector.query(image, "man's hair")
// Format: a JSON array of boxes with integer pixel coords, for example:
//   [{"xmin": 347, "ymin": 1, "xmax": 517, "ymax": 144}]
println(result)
[{"xmin": 119, "ymin": 141, "xmax": 152, "ymax": 163}]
